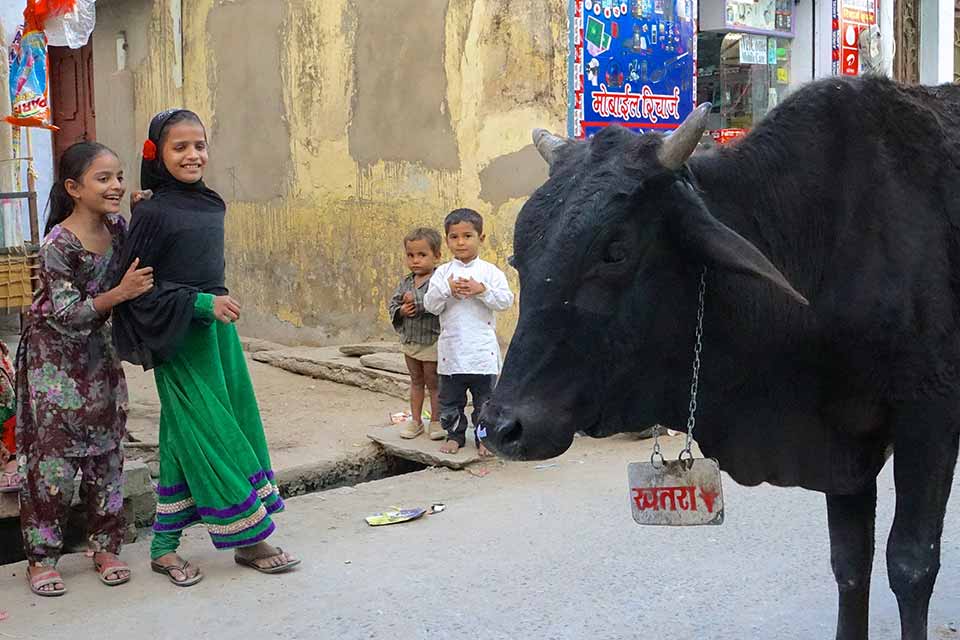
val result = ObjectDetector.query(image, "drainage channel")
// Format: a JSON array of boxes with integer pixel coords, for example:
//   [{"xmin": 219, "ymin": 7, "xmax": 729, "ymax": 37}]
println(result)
[
  {"xmin": 0, "ymin": 449, "xmax": 426, "ymax": 566},
  {"xmin": 276, "ymin": 449, "xmax": 427, "ymax": 498}
]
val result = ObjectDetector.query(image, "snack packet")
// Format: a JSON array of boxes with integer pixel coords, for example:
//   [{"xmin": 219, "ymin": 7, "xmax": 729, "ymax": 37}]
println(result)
[{"xmin": 4, "ymin": 0, "xmax": 76, "ymax": 130}]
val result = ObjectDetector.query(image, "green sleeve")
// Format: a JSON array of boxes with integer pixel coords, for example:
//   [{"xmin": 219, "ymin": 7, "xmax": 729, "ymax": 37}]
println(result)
[{"xmin": 194, "ymin": 292, "xmax": 216, "ymax": 321}]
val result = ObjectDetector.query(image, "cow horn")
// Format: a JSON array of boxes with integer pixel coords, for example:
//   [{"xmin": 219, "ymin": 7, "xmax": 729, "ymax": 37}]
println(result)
[
  {"xmin": 657, "ymin": 102, "xmax": 712, "ymax": 170},
  {"xmin": 533, "ymin": 128, "xmax": 567, "ymax": 165}
]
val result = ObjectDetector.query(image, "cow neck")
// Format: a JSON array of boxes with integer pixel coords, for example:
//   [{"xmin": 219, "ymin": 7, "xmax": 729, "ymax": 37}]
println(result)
[
  {"xmin": 652, "ymin": 265, "xmax": 707, "ymax": 468},
  {"xmin": 686, "ymin": 153, "xmax": 805, "ymax": 362},
  {"xmin": 685, "ymin": 157, "xmax": 758, "ymax": 247}
]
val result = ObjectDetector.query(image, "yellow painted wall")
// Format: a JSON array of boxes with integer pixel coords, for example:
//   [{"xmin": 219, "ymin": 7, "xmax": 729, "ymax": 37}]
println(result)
[{"xmin": 93, "ymin": 0, "xmax": 568, "ymax": 346}]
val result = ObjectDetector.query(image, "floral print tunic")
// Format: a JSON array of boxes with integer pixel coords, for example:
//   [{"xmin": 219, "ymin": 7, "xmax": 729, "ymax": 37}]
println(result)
[{"xmin": 15, "ymin": 216, "xmax": 129, "ymax": 460}]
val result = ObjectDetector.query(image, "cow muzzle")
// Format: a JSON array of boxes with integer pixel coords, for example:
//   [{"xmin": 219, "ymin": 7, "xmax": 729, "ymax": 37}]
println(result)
[{"xmin": 478, "ymin": 401, "xmax": 576, "ymax": 461}]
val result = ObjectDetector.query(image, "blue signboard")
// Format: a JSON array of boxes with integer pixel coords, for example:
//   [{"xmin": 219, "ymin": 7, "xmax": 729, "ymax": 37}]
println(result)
[{"xmin": 569, "ymin": 0, "xmax": 698, "ymax": 138}]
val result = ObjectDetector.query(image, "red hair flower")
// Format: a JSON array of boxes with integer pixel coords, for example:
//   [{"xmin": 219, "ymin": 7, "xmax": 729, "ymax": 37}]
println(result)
[{"xmin": 142, "ymin": 139, "xmax": 157, "ymax": 161}]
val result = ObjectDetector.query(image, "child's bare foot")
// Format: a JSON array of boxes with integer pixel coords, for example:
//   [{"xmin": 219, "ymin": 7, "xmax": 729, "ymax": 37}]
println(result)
[
  {"xmin": 477, "ymin": 443, "xmax": 496, "ymax": 458},
  {"xmin": 439, "ymin": 439, "xmax": 461, "ymax": 454}
]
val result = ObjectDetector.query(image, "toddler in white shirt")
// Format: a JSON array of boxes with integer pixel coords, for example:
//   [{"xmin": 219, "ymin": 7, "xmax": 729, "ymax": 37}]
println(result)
[{"xmin": 424, "ymin": 209, "xmax": 514, "ymax": 456}]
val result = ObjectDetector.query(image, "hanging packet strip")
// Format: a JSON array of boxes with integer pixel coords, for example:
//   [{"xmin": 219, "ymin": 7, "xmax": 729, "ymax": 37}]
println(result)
[
  {"xmin": 5, "ymin": 26, "xmax": 57, "ymax": 131},
  {"xmin": 4, "ymin": 0, "xmax": 68, "ymax": 131}
]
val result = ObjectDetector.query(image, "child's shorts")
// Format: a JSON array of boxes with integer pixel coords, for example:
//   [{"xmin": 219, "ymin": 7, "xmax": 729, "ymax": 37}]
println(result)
[{"xmin": 401, "ymin": 341, "xmax": 438, "ymax": 362}]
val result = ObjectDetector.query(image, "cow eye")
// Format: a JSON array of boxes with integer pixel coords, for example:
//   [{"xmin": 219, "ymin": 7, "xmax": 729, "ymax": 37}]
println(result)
[{"xmin": 604, "ymin": 240, "xmax": 628, "ymax": 264}]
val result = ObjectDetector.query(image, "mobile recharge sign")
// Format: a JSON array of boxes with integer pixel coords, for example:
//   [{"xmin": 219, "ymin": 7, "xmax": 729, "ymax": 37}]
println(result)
[
  {"xmin": 569, "ymin": 0, "xmax": 698, "ymax": 138},
  {"xmin": 832, "ymin": 0, "xmax": 878, "ymax": 75}
]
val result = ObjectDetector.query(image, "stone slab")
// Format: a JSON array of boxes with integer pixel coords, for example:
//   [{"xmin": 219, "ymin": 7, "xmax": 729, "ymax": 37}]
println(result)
[
  {"xmin": 367, "ymin": 426, "xmax": 482, "ymax": 470},
  {"xmin": 359, "ymin": 352, "xmax": 409, "ymax": 375},
  {"xmin": 253, "ymin": 347, "xmax": 409, "ymax": 399},
  {"xmin": 0, "ymin": 490, "xmax": 16, "ymax": 519},
  {"xmin": 124, "ymin": 440, "xmax": 161, "ymax": 477},
  {"xmin": 240, "ymin": 336, "xmax": 287, "ymax": 353},
  {"xmin": 0, "ymin": 459, "xmax": 155, "ymax": 526},
  {"xmin": 339, "ymin": 342, "xmax": 401, "ymax": 357}
]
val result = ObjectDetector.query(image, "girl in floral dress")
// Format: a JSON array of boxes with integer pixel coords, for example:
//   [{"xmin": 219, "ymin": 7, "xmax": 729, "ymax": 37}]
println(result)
[{"xmin": 16, "ymin": 142, "xmax": 154, "ymax": 597}]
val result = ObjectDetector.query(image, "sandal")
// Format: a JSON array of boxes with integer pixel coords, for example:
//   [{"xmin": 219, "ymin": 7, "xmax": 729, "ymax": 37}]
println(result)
[
  {"xmin": 150, "ymin": 559, "xmax": 203, "ymax": 587},
  {"xmin": 0, "ymin": 470, "xmax": 19, "ymax": 494},
  {"xmin": 27, "ymin": 569, "xmax": 66, "ymax": 597},
  {"xmin": 93, "ymin": 553, "xmax": 131, "ymax": 586},
  {"xmin": 234, "ymin": 546, "xmax": 301, "ymax": 574}
]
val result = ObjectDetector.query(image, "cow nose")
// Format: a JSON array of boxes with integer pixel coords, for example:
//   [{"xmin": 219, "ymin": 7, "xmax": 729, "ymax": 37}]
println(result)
[{"xmin": 479, "ymin": 405, "xmax": 524, "ymax": 458}]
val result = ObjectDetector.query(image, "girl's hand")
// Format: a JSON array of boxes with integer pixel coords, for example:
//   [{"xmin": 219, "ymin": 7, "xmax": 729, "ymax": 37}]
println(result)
[
  {"xmin": 130, "ymin": 190, "xmax": 153, "ymax": 211},
  {"xmin": 213, "ymin": 296, "xmax": 241, "ymax": 323},
  {"xmin": 116, "ymin": 258, "xmax": 154, "ymax": 301}
]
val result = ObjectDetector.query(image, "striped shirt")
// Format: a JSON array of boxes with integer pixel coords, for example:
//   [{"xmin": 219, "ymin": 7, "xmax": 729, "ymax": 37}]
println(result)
[{"xmin": 389, "ymin": 273, "xmax": 441, "ymax": 346}]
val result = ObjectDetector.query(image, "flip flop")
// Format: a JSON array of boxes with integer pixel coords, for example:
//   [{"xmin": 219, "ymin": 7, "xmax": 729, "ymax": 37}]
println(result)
[
  {"xmin": 93, "ymin": 555, "xmax": 131, "ymax": 586},
  {"xmin": 151, "ymin": 559, "xmax": 203, "ymax": 587},
  {"xmin": 234, "ymin": 547, "xmax": 301, "ymax": 574},
  {"xmin": 27, "ymin": 569, "xmax": 66, "ymax": 597}
]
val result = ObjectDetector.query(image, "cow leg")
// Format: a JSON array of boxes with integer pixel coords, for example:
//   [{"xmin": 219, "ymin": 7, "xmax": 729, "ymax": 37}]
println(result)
[
  {"xmin": 826, "ymin": 483, "xmax": 877, "ymax": 640},
  {"xmin": 886, "ymin": 417, "xmax": 959, "ymax": 640}
]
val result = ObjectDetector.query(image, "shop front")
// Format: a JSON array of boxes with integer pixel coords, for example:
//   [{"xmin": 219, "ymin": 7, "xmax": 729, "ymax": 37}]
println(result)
[
  {"xmin": 696, "ymin": 0, "xmax": 798, "ymax": 142},
  {"xmin": 568, "ymin": 0, "xmax": 699, "ymax": 137},
  {"xmin": 567, "ymin": 0, "xmax": 810, "ymax": 141}
]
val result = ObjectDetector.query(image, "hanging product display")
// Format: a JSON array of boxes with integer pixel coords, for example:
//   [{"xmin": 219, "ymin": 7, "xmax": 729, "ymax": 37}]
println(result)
[
  {"xmin": 4, "ymin": 22, "xmax": 55, "ymax": 130},
  {"xmin": 44, "ymin": 0, "xmax": 96, "ymax": 49},
  {"xmin": 4, "ymin": 0, "xmax": 91, "ymax": 130}
]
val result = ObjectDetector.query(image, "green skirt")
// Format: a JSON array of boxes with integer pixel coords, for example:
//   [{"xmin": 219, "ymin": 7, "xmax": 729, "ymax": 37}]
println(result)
[{"xmin": 151, "ymin": 315, "xmax": 283, "ymax": 549}]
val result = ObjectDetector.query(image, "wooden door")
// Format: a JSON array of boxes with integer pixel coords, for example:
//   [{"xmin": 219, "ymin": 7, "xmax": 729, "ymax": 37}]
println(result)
[
  {"xmin": 892, "ymin": 0, "xmax": 920, "ymax": 83},
  {"xmin": 48, "ymin": 39, "xmax": 96, "ymax": 174}
]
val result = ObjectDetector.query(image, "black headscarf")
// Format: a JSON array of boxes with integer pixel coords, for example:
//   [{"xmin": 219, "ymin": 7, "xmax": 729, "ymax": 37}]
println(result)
[{"xmin": 112, "ymin": 109, "xmax": 228, "ymax": 370}]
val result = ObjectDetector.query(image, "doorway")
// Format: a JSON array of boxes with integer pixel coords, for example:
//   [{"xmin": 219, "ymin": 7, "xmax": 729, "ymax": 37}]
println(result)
[{"xmin": 48, "ymin": 39, "xmax": 97, "ymax": 174}]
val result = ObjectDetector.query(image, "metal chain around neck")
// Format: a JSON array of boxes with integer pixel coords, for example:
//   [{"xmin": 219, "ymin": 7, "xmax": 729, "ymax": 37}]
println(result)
[
  {"xmin": 650, "ymin": 266, "xmax": 707, "ymax": 467},
  {"xmin": 680, "ymin": 267, "xmax": 707, "ymax": 461}
]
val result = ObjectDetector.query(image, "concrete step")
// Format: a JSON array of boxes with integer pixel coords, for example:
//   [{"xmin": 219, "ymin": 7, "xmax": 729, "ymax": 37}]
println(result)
[
  {"xmin": 0, "ymin": 459, "xmax": 156, "ymax": 563},
  {"xmin": 253, "ymin": 346, "xmax": 409, "ymax": 399},
  {"xmin": 367, "ymin": 425, "xmax": 483, "ymax": 470},
  {"xmin": 338, "ymin": 342, "xmax": 401, "ymax": 356}
]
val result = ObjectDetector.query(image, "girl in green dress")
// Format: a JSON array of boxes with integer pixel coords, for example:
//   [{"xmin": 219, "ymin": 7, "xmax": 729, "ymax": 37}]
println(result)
[{"xmin": 113, "ymin": 110, "xmax": 299, "ymax": 586}]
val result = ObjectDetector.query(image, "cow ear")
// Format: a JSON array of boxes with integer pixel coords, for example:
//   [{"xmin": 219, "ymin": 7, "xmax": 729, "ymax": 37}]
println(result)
[{"xmin": 667, "ymin": 182, "xmax": 809, "ymax": 306}]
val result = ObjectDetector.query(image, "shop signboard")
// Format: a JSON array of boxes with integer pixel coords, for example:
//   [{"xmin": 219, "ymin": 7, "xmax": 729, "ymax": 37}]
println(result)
[
  {"xmin": 832, "ymin": 0, "xmax": 878, "ymax": 75},
  {"xmin": 569, "ymin": 0, "xmax": 698, "ymax": 138},
  {"xmin": 739, "ymin": 34, "xmax": 767, "ymax": 64},
  {"xmin": 710, "ymin": 128, "xmax": 747, "ymax": 144},
  {"xmin": 725, "ymin": 0, "xmax": 795, "ymax": 35},
  {"xmin": 699, "ymin": 0, "xmax": 795, "ymax": 37}
]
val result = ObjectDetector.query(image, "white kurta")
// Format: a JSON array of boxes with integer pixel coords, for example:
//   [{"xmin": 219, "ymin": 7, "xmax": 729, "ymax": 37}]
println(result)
[{"xmin": 423, "ymin": 258, "xmax": 515, "ymax": 376}]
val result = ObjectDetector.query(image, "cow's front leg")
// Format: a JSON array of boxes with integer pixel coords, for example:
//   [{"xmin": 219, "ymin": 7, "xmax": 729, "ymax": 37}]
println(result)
[
  {"xmin": 827, "ymin": 483, "xmax": 877, "ymax": 640},
  {"xmin": 887, "ymin": 411, "xmax": 959, "ymax": 640}
]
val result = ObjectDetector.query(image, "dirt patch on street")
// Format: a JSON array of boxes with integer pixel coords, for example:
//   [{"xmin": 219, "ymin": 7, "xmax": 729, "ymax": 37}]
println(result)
[{"xmin": 124, "ymin": 355, "xmax": 408, "ymax": 477}]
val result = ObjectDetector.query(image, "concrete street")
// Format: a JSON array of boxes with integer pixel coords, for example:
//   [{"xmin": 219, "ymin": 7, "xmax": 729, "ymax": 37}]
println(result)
[{"xmin": 1, "ymin": 433, "xmax": 957, "ymax": 640}]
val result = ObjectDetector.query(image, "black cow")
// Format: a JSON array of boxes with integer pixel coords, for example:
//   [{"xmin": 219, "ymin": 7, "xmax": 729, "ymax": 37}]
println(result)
[{"xmin": 479, "ymin": 76, "xmax": 960, "ymax": 640}]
